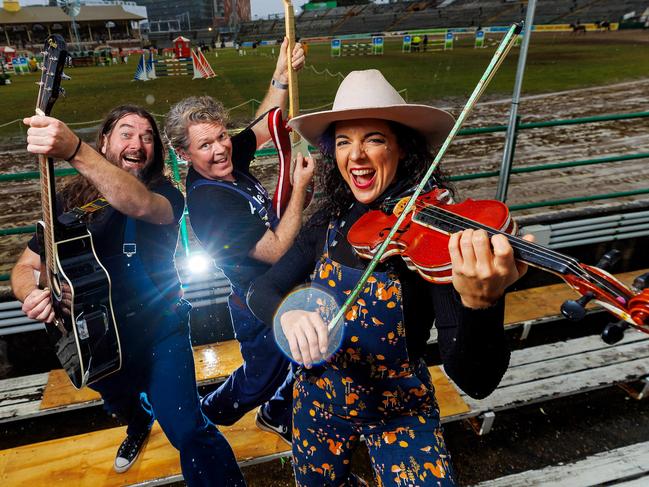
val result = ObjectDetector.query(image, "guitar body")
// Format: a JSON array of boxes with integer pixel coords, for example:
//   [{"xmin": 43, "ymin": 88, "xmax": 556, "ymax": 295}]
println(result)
[{"xmin": 38, "ymin": 221, "xmax": 121, "ymax": 389}]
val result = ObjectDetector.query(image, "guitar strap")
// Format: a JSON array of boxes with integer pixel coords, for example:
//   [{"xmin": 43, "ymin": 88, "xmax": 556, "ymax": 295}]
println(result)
[
  {"xmin": 267, "ymin": 107, "xmax": 293, "ymax": 219},
  {"xmin": 58, "ymin": 197, "xmax": 110, "ymax": 226}
]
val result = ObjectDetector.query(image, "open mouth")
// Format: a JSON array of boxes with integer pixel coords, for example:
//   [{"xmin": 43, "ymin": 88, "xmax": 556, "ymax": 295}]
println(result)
[
  {"xmin": 350, "ymin": 168, "xmax": 377, "ymax": 189},
  {"xmin": 122, "ymin": 154, "xmax": 145, "ymax": 166}
]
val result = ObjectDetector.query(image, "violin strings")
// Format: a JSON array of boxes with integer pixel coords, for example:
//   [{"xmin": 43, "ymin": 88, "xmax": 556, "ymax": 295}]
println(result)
[
  {"xmin": 416, "ymin": 203, "xmax": 627, "ymax": 300},
  {"xmin": 411, "ymin": 203, "xmax": 628, "ymax": 301},
  {"xmin": 385, "ymin": 197, "xmax": 576, "ymax": 273}
]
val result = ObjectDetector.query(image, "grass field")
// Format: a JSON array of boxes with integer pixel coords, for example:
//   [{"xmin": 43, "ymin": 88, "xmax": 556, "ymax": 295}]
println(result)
[{"xmin": 1, "ymin": 31, "xmax": 648, "ymax": 137}]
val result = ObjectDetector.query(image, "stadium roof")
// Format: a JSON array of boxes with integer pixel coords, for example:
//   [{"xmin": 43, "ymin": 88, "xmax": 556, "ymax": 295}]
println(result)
[{"xmin": 0, "ymin": 6, "xmax": 145, "ymax": 25}]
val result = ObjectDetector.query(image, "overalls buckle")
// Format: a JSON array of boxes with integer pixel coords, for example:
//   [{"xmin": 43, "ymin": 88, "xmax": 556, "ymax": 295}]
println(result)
[{"xmin": 123, "ymin": 243, "xmax": 136, "ymax": 257}]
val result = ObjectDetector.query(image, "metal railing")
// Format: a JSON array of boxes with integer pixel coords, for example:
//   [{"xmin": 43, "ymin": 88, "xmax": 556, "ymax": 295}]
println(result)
[{"xmin": 0, "ymin": 109, "xmax": 647, "ymax": 282}]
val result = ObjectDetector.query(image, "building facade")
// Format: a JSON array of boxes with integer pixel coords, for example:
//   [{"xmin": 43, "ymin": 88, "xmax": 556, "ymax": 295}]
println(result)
[{"xmin": 135, "ymin": 0, "xmax": 250, "ymax": 30}]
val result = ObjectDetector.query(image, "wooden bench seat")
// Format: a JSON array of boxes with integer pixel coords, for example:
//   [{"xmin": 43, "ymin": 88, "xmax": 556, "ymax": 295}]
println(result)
[
  {"xmin": 3, "ymin": 331, "xmax": 649, "ymax": 484},
  {"xmin": 0, "ymin": 365, "xmax": 469, "ymax": 487},
  {"xmin": 0, "ymin": 340, "xmax": 244, "ymax": 423},
  {"xmin": 452, "ymin": 329, "xmax": 649, "ymax": 434},
  {"xmin": 5, "ymin": 325, "xmax": 649, "ymax": 487},
  {"xmin": 502, "ymin": 268, "xmax": 647, "ymax": 337},
  {"xmin": 2, "ymin": 268, "xmax": 647, "ymax": 424},
  {"xmin": 472, "ymin": 440, "xmax": 649, "ymax": 486}
]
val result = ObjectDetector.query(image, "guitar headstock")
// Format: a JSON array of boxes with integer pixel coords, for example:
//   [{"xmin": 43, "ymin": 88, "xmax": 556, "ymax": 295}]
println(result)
[{"xmin": 37, "ymin": 35, "xmax": 68, "ymax": 116}]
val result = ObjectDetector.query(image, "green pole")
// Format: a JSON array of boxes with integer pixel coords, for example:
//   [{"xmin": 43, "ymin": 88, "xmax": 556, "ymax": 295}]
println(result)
[{"xmin": 167, "ymin": 148, "xmax": 191, "ymax": 257}]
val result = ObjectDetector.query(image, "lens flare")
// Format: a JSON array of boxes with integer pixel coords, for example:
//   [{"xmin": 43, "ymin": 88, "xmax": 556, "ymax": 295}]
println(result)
[{"xmin": 273, "ymin": 285, "xmax": 344, "ymax": 365}]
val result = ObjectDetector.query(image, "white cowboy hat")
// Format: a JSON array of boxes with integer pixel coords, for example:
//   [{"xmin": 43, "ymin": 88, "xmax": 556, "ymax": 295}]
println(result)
[{"xmin": 288, "ymin": 69, "xmax": 455, "ymax": 148}]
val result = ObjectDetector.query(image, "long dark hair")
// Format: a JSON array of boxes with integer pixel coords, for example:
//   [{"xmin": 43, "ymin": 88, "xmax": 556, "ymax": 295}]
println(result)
[
  {"xmin": 61, "ymin": 105, "xmax": 169, "ymax": 212},
  {"xmin": 312, "ymin": 120, "xmax": 455, "ymax": 223}
]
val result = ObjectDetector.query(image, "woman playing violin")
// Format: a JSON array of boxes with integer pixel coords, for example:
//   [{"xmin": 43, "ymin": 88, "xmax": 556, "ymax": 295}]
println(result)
[{"xmin": 248, "ymin": 69, "xmax": 532, "ymax": 486}]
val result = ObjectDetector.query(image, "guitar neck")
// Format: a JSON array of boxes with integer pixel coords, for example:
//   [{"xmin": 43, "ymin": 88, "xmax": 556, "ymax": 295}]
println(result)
[
  {"xmin": 283, "ymin": 2, "xmax": 300, "ymax": 126},
  {"xmin": 38, "ymin": 153, "xmax": 57, "ymax": 274}
]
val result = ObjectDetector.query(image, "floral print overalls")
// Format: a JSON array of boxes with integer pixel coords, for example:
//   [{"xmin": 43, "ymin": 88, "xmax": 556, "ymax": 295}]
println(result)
[{"xmin": 292, "ymin": 220, "xmax": 456, "ymax": 487}]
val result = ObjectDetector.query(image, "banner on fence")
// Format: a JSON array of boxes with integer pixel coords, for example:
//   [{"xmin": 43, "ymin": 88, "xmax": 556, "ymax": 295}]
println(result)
[
  {"xmin": 330, "ymin": 39, "xmax": 341, "ymax": 57},
  {"xmin": 372, "ymin": 36, "xmax": 384, "ymax": 55},
  {"xmin": 402, "ymin": 35, "xmax": 411, "ymax": 52},
  {"xmin": 475, "ymin": 30, "xmax": 485, "ymax": 48},
  {"xmin": 11, "ymin": 57, "xmax": 28, "ymax": 74},
  {"xmin": 445, "ymin": 32, "xmax": 454, "ymax": 50}
]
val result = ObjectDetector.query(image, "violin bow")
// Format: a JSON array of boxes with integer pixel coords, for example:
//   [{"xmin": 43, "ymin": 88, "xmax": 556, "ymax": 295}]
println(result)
[{"xmin": 327, "ymin": 22, "xmax": 524, "ymax": 331}]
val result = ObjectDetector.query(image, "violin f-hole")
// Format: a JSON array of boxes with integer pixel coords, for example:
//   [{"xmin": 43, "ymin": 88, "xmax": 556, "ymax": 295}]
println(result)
[{"xmin": 378, "ymin": 224, "xmax": 409, "ymax": 239}]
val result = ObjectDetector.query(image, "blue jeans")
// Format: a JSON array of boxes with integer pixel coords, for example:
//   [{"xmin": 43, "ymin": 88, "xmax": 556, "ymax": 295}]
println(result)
[
  {"xmin": 90, "ymin": 311, "xmax": 245, "ymax": 486},
  {"xmin": 201, "ymin": 291, "xmax": 293, "ymax": 427}
]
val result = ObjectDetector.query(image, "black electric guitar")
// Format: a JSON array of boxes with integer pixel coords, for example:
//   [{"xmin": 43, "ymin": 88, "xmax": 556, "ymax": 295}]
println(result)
[{"xmin": 36, "ymin": 35, "xmax": 121, "ymax": 389}]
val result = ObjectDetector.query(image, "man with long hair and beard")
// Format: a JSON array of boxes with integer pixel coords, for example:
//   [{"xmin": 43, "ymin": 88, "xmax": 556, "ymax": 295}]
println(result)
[{"xmin": 11, "ymin": 106, "xmax": 245, "ymax": 486}]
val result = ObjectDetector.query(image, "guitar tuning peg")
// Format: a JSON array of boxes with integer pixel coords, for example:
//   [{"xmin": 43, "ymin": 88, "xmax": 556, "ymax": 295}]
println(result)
[
  {"xmin": 59, "ymin": 87, "xmax": 67, "ymax": 97},
  {"xmin": 61, "ymin": 72, "xmax": 71, "ymax": 81}
]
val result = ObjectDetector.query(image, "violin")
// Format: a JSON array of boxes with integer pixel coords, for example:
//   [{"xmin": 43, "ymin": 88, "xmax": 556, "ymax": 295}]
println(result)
[{"xmin": 347, "ymin": 188, "xmax": 649, "ymax": 333}]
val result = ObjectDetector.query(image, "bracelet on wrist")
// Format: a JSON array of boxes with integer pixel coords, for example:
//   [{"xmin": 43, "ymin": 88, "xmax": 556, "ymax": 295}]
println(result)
[
  {"xmin": 65, "ymin": 136, "xmax": 82, "ymax": 162},
  {"xmin": 271, "ymin": 78, "xmax": 289, "ymax": 90}
]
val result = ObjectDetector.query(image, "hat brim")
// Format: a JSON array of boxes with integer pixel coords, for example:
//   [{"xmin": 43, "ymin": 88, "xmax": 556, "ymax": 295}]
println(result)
[{"xmin": 288, "ymin": 104, "xmax": 455, "ymax": 149}]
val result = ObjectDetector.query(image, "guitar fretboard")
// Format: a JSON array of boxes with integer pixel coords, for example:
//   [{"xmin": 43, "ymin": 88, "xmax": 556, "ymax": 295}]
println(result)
[
  {"xmin": 39, "ymin": 155, "xmax": 57, "ymax": 273},
  {"xmin": 283, "ymin": 1, "xmax": 300, "ymax": 144}
]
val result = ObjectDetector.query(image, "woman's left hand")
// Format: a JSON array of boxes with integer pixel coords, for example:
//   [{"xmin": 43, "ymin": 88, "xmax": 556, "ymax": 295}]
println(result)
[{"xmin": 449, "ymin": 229, "xmax": 534, "ymax": 309}]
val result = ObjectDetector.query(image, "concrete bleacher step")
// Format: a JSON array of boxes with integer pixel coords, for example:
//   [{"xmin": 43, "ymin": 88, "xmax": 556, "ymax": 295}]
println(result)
[
  {"xmin": 0, "ymin": 365, "xmax": 469, "ymax": 487},
  {"xmin": 472, "ymin": 440, "xmax": 649, "ymax": 487}
]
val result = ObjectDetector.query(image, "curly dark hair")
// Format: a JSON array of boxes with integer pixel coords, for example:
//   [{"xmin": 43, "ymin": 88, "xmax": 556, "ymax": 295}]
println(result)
[
  {"xmin": 61, "ymin": 105, "xmax": 170, "ymax": 213},
  {"xmin": 312, "ymin": 120, "xmax": 455, "ymax": 223}
]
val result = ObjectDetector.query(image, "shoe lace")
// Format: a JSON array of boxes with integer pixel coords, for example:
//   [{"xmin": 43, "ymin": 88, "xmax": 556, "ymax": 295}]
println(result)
[{"xmin": 118, "ymin": 431, "xmax": 147, "ymax": 458}]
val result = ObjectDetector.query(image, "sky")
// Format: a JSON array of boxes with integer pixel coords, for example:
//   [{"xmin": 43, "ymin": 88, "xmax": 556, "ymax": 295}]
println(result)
[{"xmin": 250, "ymin": 0, "xmax": 310, "ymax": 19}]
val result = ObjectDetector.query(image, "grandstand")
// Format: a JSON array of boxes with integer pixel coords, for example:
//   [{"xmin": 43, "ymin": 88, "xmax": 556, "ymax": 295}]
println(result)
[
  {"xmin": 0, "ymin": 5, "xmax": 145, "ymax": 52},
  {"xmin": 238, "ymin": 0, "xmax": 649, "ymax": 40}
]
